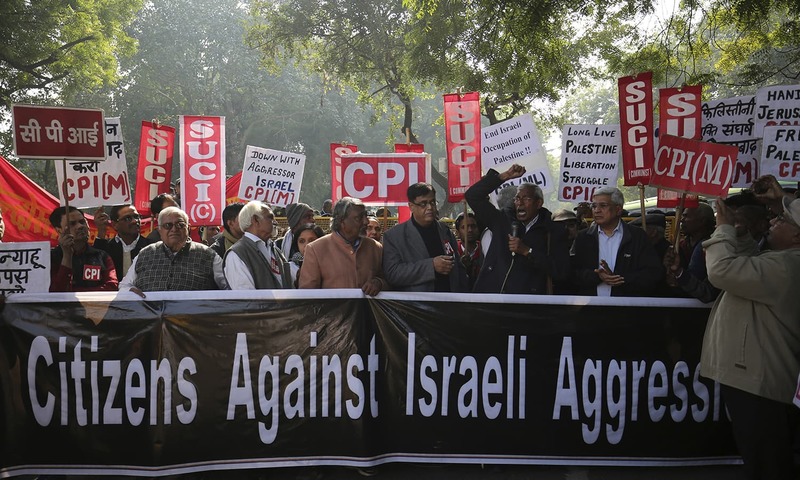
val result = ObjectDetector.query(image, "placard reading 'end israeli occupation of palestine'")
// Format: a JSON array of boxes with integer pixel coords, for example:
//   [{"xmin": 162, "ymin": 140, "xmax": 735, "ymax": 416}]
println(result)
[
  {"xmin": 238, "ymin": 145, "xmax": 306, "ymax": 207},
  {"xmin": 480, "ymin": 114, "xmax": 554, "ymax": 194},
  {"xmin": 558, "ymin": 125, "xmax": 620, "ymax": 202}
]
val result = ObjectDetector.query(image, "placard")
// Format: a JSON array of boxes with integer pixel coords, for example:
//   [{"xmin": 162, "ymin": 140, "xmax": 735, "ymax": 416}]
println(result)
[
  {"xmin": 558, "ymin": 125, "xmax": 620, "ymax": 202},
  {"xmin": 12, "ymin": 105, "xmax": 105, "ymax": 160},
  {"xmin": 238, "ymin": 146, "xmax": 305, "ymax": 207},
  {"xmin": 0, "ymin": 241, "xmax": 50, "ymax": 294},
  {"xmin": 761, "ymin": 125, "xmax": 800, "ymax": 181},
  {"xmin": 480, "ymin": 114, "xmax": 553, "ymax": 194},
  {"xmin": 701, "ymin": 96, "xmax": 759, "ymax": 187}
]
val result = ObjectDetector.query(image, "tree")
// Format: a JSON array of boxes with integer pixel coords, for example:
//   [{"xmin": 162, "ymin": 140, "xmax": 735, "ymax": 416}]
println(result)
[{"xmin": 0, "ymin": 0, "xmax": 142, "ymax": 108}]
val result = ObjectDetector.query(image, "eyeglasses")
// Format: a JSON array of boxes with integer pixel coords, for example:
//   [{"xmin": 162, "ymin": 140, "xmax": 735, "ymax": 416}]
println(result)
[
  {"xmin": 590, "ymin": 202, "xmax": 614, "ymax": 210},
  {"xmin": 410, "ymin": 199, "xmax": 437, "ymax": 209},
  {"xmin": 160, "ymin": 222, "xmax": 187, "ymax": 231},
  {"xmin": 117, "ymin": 214, "xmax": 141, "ymax": 223},
  {"xmin": 513, "ymin": 196, "xmax": 535, "ymax": 204}
]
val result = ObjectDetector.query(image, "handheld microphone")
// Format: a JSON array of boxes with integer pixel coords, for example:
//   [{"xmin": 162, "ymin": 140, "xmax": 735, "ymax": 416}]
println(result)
[{"xmin": 510, "ymin": 221, "xmax": 522, "ymax": 256}]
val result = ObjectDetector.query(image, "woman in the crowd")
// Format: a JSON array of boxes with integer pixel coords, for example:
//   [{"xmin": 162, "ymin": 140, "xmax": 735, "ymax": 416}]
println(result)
[{"xmin": 289, "ymin": 223, "xmax": 325, "ymax": 286}]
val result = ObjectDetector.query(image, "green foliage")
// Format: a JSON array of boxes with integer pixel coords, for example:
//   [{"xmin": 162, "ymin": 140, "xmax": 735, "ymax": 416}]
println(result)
[{"xmin": 0, "ymin": 0, "xmax": 142, "ymax": 107}]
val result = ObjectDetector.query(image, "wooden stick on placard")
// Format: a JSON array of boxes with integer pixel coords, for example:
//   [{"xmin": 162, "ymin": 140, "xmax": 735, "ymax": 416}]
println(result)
[
  {"xmin": 672, "ymin": 192, "xmax": 687, "ymax": 254},
  {"xmin": 638, "ymin": 183, "xmax": 647, "ymax": 230},
  {"xmin": 462, "ymin": 200, "xmax": 469, "ymax": 253}
]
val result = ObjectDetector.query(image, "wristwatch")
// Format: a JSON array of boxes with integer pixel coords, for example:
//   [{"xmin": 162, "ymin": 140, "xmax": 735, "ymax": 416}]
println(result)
[{"xmin": 526, "ymin": 247, "xmax": 533, "ymax": 256}]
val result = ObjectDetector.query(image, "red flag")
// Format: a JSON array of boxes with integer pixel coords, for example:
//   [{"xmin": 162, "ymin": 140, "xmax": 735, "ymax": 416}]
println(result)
[
  {"xmin": 330, "ymin": 143, "xmax": 358, "ymax": 202},
  {"xmin": 0, "ymin": 156, "xmax": 109, "ymax": 245},
  {"xmin": 659, "ymin": 85, "xmax": 702, "ymax": 140},
  {"xmin": 656, "ymin": 190, "xmax": 700, "ymax": 209},
  {"xmin": 444, "ymin": 92, "xmax": 482, "ymax": 202},
  {"xmin": 225, "ymin": 172, "xmax": 243, "ymax": 204},
  {"xmin": 179, "ymin": 116, "xmax": 226, "ymax": 227},
  {"xmin": 651, "ymin": 134, "xmax": 737, "ymax": 198},
  {"xmin": 395, "ymin": 143, "xmax": 424, "ymax": 153},
  {"xmin": 618, "ymin": 73, "xmax": 655, "ymax": 186},
  {"xmin": 135, "ymin": 121, "xmax": 175, "ymax": 217}
]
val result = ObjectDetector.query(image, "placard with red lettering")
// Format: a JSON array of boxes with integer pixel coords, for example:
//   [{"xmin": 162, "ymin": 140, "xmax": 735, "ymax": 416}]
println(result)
[
  {"xmin": 395, "ymin": 143, "xmax": 424, "ymax": 153},
  {"xmin": 480, "ymin": 114, "xmax": 553, "ymax": 194},
  {"xmin": 55, "ymin": 117, "xmax": 131, "ymax": 208},
  {"xmin": 659, "ymin": 85, "xmax": 702, "ymax": 141},
  {"xmin": 135, "ymin": 121, "xmax": 175, "ymax": 217},
  {"xmin": 444, "ymin": 92, "xmax": 482, "ymax": 202},
  {"xmin": 754, "ymin": 85, "xmax": 800, "ymax": 137},
  {"xmin": 701, "ymin": 96, "xmax": 759, "ymax": 187},
  {"xmin": 651, "ymin": 134, "xmax": 738, "ymax": 198},
  {"xmin": 238, "ymin": 145, "xmax": 305, "ymax": 207},
  {"xmin": 761, "ymin": 126, "xmax": 800, "ymax": 181},
  {"xmin": 618, "ymin": 72, "xmax": 655, "ymax": 186},
  {"xmin": 179, "ymin": 115, "xmax": 226, "ymax": 227},
  {"xmin": 12, "ymin": 105, "xmax": 105, "ymax": 160},
  {"xmin": 340, "ymin": 153, "xmax": 430, "ymax": 205},
  {"xmin": 559, "ymin": 125, "xmax": 620, "ymax": 202},
  {"xmin": 330, "ymin": 143, "xmax": 358, "ymax": 202}
]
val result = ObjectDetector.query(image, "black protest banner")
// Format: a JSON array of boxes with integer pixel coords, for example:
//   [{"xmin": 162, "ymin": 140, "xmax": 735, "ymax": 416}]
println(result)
[{"xmin": 0, "ymin": 291, "xmax": 738, "ymax": 477}]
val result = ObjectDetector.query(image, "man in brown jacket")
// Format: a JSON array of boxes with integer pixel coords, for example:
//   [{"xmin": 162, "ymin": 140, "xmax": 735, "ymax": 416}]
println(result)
[{"xmin": 298, "ymin": 197, "xmax": 385, "ymax": 296}]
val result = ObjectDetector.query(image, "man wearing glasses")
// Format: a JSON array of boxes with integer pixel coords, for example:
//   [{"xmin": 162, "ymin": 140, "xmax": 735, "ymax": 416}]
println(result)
[
  {"xmin": 119, "ymin": 206, "xmax": 227, "ymax": 295},
  {"xmin": 465, "ymin": 164, "xmax": 569, "ymax": 294},
  {"xmin": 49, "ymin": 206, "xmax": 118, "ymax": 292},
  {"xmin": 94, "ymin": 204, "xmax": 154, "ymax": 279},
  {"xmin": 223, "ymin": 201, "xmax": 292, "ymax": 290},
  {"xmin": 382, "ymin": 183, "xmax": 467, "ymax": 292},
  {"xmin": 571, "ymin": 186, "xmax": 661, "ymax": 296},
  {"xmin": 699, "ymin": 175, "xmax": 800, "ymax": 480}
]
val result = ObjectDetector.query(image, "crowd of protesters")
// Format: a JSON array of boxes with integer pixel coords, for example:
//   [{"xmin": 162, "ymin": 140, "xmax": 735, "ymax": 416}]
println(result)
[{"xmin": 13, "ymin": 164, "xmax": 798, "ymax": 480}]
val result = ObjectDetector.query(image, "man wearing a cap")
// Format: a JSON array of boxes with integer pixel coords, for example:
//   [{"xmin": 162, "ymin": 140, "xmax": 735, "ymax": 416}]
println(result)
[
  {"xmin": 700, "ymin": 175, "xmax": 800, "ymax": 480},
  {"xmin": 278, "ymin": 203, "xmax": 314, "ymax": 259}
]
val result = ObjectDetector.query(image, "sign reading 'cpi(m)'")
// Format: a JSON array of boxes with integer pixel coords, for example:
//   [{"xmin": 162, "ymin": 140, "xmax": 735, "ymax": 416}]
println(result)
[
  {"xmin": 651, "ymin": 134, "xmax": 738, "ymax": 198},
  {"xmin": 340, "ymin": 153, "xmax": 431, "ymax": 206}
]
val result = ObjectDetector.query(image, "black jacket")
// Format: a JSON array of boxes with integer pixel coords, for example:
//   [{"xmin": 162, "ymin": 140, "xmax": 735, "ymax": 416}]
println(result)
[
  {"xmin": 571, "ymin": 221, "xmax": 663, "ymax": 296},
  {"xmin": 94, "ymin": 235, "xmax": 155, "ymax": 280},
  {"xmin": 465, "ymin": 169, "xmax": 570, "ymax": 294}
]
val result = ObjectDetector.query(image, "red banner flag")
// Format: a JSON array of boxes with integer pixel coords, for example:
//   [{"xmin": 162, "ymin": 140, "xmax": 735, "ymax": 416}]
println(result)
[
  {"xmin": 659, "ymin": 85, "xmax": 702, "ymax": 140},
  {"xmin": 444, "ymin": 92, "xmax": 482, "ymax": 202},
  {"xmin": 395, "ymin": 143, "xmax": 424, "ymax": 153},
  {"xmin": 0, "ymin": 156, "xmax": 110, "ymax": 245},
  {"xmin": 339, "ymin": 153, "xmax": 430, "ymax": 205},
  {"xmin": 656, "ymin": 189, "xmax": 700, "ymax": 209},
  {"xmin": 330, "ymin": 143, "xmax": 358, "ymax": 202},
  {"xmin": 618, "ymin": 73, "xmax": 655, "ymax": 186},
  {"xmin": 135, "ymin": 121, "xmax": 175, "ymax": 217},
  {"xmin": 179, "ymin": 116, "xmax": 226, "ymax": 227},
  {"xmin": 651, "ymin": 134, "xmax": 738, "ymax": 198}
]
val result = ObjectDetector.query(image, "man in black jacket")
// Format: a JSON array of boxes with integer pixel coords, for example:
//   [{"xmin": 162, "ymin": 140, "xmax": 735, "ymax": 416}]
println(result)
[
  {"xmin": 465, "ymin": 164, "xmax": 569, "ymax": 294},
  {"xmin": 94, "ymin": 204, "xmax": 154, "ymax": 280},
  {"xmin": 571, "ymin": 187, "xmax": 662, "ymax": 296}
]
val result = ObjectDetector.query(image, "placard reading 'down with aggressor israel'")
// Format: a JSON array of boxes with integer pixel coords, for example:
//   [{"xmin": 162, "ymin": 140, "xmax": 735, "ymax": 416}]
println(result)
[
  {"xmin": 559, "ymin": 125, "xmax": 620, "ymax": 202},
  {"xmin": 480, "ymin": 114, "xmax": 554, "ymax": 194},
  {"xmin": 238, "ymin": 146, "xmax": 305, "ymax": 207}
]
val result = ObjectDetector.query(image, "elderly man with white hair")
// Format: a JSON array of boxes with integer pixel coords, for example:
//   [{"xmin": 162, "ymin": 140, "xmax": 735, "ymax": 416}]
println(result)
[
  {"xmin": 223, "ymin": 201, "xmax": 292, "ymax": 290},
  {"xmin": 119, "ymin": 206, "xmax": 227, "ymax": 295}
]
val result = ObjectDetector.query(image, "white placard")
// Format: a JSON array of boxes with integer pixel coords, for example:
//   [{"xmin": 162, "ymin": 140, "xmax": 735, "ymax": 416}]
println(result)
[
  {"xmin": 558, "ymin": 125, "xmax": 620, "ymax": 202},
  {"xmin": 754, "ymin": 85, "xmax": 800, "ymax": 137},
  {"xmin": 55, "ymin": 117, "xmax": 131, "ymax": 208},
  {"xmin": 701, "ymin": 96, "xmax": 759, "ymax": 187},
  {"xmin": 238, "ymin": 146, "xmax": 306, "ymax": 207},
  {"xmin": 480, "ymin": 114, "xmax": 554, "ymax": 194},
  {"xmin": 761, "ymin": 125, "xmax": 800, "ymax": 181},
  {"xmin": 0, "ymin": 241, "xmax": 50, "ymax": 294}
]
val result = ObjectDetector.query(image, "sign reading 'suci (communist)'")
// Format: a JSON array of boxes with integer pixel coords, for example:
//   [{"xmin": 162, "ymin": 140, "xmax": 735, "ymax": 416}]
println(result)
[{"xmin": 179, "ymin": 116, "xmax": 225, "ymax": 227}]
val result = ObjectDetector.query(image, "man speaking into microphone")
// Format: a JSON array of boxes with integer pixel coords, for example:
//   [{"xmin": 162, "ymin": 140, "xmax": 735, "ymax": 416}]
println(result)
[{"xmin": 465, "ymin": 164, "xmax": 570, "ymax": 294}]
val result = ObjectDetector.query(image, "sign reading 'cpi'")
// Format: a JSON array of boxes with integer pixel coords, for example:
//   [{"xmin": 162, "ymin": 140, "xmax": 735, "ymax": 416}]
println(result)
[
  {"xmin": 651, "ymin": 134, "xmax": 738, "ymax": 198},
  {"xmin": 12, "ymin": 105, "xmax": 105, "ymax": 161},
  {"xmin": 339, "ymin": 153, "xmax": 431, "ymax": 206}
]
